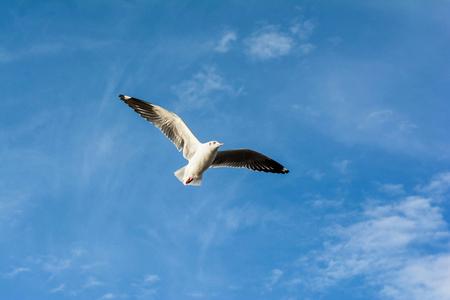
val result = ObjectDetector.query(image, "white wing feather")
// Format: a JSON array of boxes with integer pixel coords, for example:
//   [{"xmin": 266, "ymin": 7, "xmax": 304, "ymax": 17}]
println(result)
[{"xmin": 119, "ymin": 95, "xmax": 200, "ymax": 160}]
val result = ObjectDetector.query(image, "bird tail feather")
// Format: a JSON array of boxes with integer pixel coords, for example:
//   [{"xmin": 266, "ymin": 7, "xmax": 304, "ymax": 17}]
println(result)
[
  {"xmin": 174, "ymin": 166, "xmax": 202, "ymax": 186},
  {"xmin": 174, "ymin": 166, "xmax": 186, "ymax": 183}
]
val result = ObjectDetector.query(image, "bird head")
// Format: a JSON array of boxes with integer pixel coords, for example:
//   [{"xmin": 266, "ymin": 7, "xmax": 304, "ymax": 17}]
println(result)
[{"xmin": 207, "ymin": 141, "xmax": 224, "ymax": 149}]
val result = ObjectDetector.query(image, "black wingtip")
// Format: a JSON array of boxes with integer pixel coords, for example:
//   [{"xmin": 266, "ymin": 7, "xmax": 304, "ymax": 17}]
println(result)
[
  {"xmin": 118, "ymin": 94, "xmax": 133, "ymax": 102},
  {"xmin": 282, "ymin": 168, "xmax": 289, "ymax": 174}
]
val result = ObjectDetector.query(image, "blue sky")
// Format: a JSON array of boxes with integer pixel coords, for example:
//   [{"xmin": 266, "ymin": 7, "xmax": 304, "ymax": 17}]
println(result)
[{"xmin": 1, "ymin": 1, "xmax": 450, "ymax": 299}]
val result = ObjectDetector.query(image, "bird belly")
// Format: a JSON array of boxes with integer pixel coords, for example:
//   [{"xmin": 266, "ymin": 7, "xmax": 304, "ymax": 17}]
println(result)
[{"xmin": 185, "ymin": 150, "xmax": 217, "ymax": 179}]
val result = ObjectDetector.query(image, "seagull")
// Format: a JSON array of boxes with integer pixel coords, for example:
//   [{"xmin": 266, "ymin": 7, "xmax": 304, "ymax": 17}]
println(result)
[{"xmin": 119, "ymin": 95, "xmax": 289, "ymax": 186}]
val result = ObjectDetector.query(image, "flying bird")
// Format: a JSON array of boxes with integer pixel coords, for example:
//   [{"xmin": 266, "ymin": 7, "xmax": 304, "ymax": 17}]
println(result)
[{"xmin": 119, "ymin": 95, "xmax": 289, "ymax": 186}]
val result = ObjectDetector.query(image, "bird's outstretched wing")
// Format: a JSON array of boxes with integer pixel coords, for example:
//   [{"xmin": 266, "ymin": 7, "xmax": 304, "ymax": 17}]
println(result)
[
  {"xmin": 211, "ymin": 149, "xmax": 289, "ymax": 174},
  {"xmin": 119, "ymin": 94, "xmax": 200, "ymax": 160}
]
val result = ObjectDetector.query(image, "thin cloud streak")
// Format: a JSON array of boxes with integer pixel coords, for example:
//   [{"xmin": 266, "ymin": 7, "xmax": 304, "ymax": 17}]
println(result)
[
  {"xmin": 50, "ymin": 283, "xmax": 65, "ymax": 294},
  {"xmin": 3, "ymin": 267, "xmax": 31, "ymax": 278},
  {"xmin": 215, "ymin": 31, "xmax": 237, "ymax": 53},
  {"xmin": 265, "ymin": 268, "xmax": 284, "ymax": 291}
]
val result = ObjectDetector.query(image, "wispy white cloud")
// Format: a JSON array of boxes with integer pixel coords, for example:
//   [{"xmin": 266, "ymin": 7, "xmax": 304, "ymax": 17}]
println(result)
[
  {"xmin": 186, "ymin": 291, "xmax": 206, "ymax": 298},
  {"xmin": 42, "ymin": 257, "xmax": 72, "ymax": 276},
  {"xmin": 285, "ymin": 35, "xmax": 450, "ymax": 159},
  {"xmin": 381, "ymin": 254, "xmax": 450, "ymax": 300},
  {"xmin": 98, "ymin": 292, "xmax": 128, "ymax": 300},
  {"xmin": 80, "ymin": 261, "xmax": 107, "ymax": 272},
  {"xmin": 83, "ymin": 276, "xmax": 103, "ymax": 289},
  {"xmin": 172, "ymin": 66, "xmax": 237, "ymax": 110},
  {"xmin": 245, "ymin": 26, "xmax": 294, "ymax": 60},
  {"xmin": 21, "ymin": 246, "xmax": 111, "ymax": 296},
  {"xmin": 358, "ymin": 110, "xmax": 417, "ymax": 136},
  {"xmin": 131, "ymin": 273, "xmax": 160, "ymax": 298},
  {"xmin": 71, "ymin": 247, "xmax": 87, "ymax": 257},
  {"xmin": 290, "ymin": 19, "xmax": 315, "ymax": 40},
  {"xmin": 292, "ymin": 84, "xmax": 427, "ymax": 158},
  {"xmin": 50, "ymin": 283, "xmax": 65, "ymax": 294},
  {"xmin": 416, "ymin": 172, "xmax": 450, "ymax": 196},
  {"xmin": 294, "ymin": 173, "xmax": 450, "ymax": 299},
  {"xmin": 144, "ymin": 274, "xmax": 160, "ymax": 284},
  {"xmin": 306, "ymin": 169, "xmax": 325, "ymax": 181},
  {"xmin": 215, "ymin": 31, "xmax": 237, "ymax": 53},
  {"xmin": 3, "ymin": 267, "xmax": 31, "ymax": 278},
  {"xmin": 333, "ymin": 159, "xmax": 351, "ymax": 175},
  {"xmin": 0, "ymin": 190, "xmax": 29, "ymax": 230},
  {"xmin": 317, "ymin": 196, "xmax": 447, "ymax": 279},
  {"xmin": 265, "ymin": 268, "xmax": 284, "ymax": 291},
  {"xmin": 244, "ymin": 17, "xmax": 315, "ymax": 60},
  {"xmin": 308, "ymin": 195, "xmax": 343, "ymax": 209},
  {"xmin": 99, "ymin": 293, "xmax": 116, "ymax": 300},
  {"xmin": 298, "ymin": 43, "xmax": 315, "ymax": 55},
  {"xmin": 220, "ymin": 204, "xmax": 282, "ymax": 232},
  {"xmin": 327, "ymin": 36, "xmax": 343, "ymax": 47},
  {"xmin": 378, "ymin": 183, "xmax": 405, "ymax": 196}
]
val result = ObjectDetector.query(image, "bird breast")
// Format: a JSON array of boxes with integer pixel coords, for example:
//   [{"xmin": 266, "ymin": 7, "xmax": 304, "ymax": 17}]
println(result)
[{"xmin": 187, "ymin": 145, "xmax": 218, "ymax": 175}]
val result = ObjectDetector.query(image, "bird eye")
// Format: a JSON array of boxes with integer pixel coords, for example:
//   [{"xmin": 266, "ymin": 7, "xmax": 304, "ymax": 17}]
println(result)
[{"xmin": 214, "ymin": 141, "xmax": 217, "ymax": 144}]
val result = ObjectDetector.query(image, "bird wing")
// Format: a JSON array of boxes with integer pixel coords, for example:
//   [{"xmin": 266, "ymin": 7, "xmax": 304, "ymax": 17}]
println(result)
[
  {"xmin": 211, "ymin": 149, "xmax": 289, "ymax": 174},
  {"xmin": 119, "ymin": 94, "xmax": 200, "ymax": 160}
]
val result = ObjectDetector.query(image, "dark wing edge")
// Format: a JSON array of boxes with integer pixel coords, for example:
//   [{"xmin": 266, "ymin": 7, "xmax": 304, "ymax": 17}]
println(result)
[
  {"xmin": 118, "ymin": 94, "xmax": 199, "ymax": 159},
  {"xmin": 211, "ymin": 149, "xmax": 289, "ymax": 174}
]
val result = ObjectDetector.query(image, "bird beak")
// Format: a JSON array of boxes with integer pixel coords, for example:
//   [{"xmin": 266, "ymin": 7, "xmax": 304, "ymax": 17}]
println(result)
[{"xmin": 218, "ymin": 142, "xmax": 224, "ymax": 146}]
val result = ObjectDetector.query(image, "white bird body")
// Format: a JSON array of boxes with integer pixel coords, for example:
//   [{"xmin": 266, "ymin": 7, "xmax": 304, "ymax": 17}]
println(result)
[
  {"xmin": 175, "ymin": 142, "xmax": 221, "ymax": 185},
  {"xmin": 119, "ymin": 94, "xmax": 289, "ymax": 186}
]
